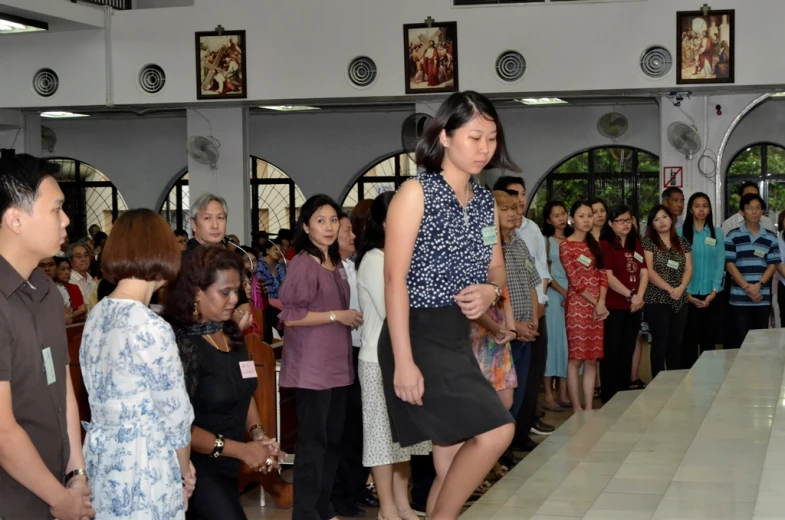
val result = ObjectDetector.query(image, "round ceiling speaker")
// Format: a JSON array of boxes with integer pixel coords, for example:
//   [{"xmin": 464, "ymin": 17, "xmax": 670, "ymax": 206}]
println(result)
[
  {"xmin": 139, "ymin": 64, "xmax": 166, "ymax": 95},
  {"xmin": 32, "ymin": 68, "xmax": 59, "ymax": 97},
  {"xmin": 347, "ymin": 56, "xmax": 377, "ymax": 89},
  {"xmin": 640, "ymin": 46, "xmax": 672, "ymax": 79},
  {"xmin": 495, "ymin": 50, "xmax": 526, "ymax": 83}
]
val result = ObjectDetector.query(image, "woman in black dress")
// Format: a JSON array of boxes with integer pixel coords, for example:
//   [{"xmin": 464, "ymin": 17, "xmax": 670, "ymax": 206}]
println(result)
[
  {"xmin": 164, "ymin": 247, "xmax": 281, "ymax": 520},
  {"xmin": 378, "ymin": 91, "xmax": 518, "ymax": 519}
]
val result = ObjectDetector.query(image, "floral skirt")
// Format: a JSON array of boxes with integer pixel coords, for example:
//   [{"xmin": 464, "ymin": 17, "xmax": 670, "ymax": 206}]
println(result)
[{"xmin": 470, "ymin": 305, "xmax": 518, "ymax": 391}]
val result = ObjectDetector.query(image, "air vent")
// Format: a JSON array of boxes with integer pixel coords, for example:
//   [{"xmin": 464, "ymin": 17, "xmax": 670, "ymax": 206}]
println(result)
[
  {"xmin": 495, "ymin": 50, "xmax": 526, "ymax": 82},
  {"xmin": 32, "ymin": 68, "xmax": 59, "ymax": 98},
  {"xmin": 347, "ymin": 56, "xmax": 377, "ymax": 89},
  {"xmin": 139, "ymin": 64, "xmax": 166, "ymax": 95},
  {"xmin": 640, "ymin": 46, "xmax": 672, "ymax": 79}
]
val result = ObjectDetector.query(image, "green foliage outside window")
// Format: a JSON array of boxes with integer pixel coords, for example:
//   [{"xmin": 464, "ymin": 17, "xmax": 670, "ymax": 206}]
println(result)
[{"xmin": 726, "ymin": 143, "xmax": 785, "ymax": 218}]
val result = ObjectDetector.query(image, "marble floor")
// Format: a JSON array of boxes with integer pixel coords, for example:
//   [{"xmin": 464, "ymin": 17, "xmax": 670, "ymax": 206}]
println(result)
[
  {"xmin": 462, "ymin": 328, "xmax": 785, "ymax": 520},
  {"xmin": 241, "ymin": 330, "xmax": 785, "ymax": 519}
]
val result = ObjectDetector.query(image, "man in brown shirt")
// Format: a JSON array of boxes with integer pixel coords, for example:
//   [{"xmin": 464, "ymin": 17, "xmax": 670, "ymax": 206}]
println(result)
[{"xmin": 0, "ymin": 154, "xmax": 95, "ymax": 519}]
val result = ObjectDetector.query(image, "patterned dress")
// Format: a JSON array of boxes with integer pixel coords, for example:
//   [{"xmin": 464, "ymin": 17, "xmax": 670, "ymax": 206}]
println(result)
[
  {"xmin": 560, "ymin": 240, "xmax": 608, "ymax": 361},
  {"xmin": 80, "ymin": 299, "xmax": 194, "ymax": 520},
  {"xmin": 470, "ymin": 301, "xmax": 517, "ymax": 391}
]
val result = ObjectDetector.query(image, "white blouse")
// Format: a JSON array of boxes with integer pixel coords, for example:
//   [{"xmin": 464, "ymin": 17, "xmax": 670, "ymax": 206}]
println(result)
[{"xmin": 357, "ymin": 248, "xmax": 386, "ymax": 363}]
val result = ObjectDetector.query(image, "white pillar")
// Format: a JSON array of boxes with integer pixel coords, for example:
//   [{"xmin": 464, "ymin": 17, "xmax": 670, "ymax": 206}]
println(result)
[
  {"xmin": 186, "ymin": 107, "xmax": 251, "ymax": 243},
  {"xmin": 658, "ymin": 93, "xmax": 762, "ymax": 216}
]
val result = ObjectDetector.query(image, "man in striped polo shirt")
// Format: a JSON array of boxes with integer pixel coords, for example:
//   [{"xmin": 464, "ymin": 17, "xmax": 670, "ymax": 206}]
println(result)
[{"xmin": 725, "ymin": 193, "xmax": 780, "ymax": 350}]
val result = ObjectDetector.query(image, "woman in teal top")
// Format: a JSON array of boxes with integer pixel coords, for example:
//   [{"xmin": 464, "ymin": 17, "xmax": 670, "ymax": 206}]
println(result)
[{"xmin": 678, "ymin": 192, "xmax": 724, "ymax": 368}]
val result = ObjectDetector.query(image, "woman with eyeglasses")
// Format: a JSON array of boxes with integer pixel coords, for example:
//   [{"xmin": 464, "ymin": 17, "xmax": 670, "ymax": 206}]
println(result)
[
  {"xmin": 643, "ymin": 205, "xmax": 692, "ymax": 377},
  {"xmin": 678, "ymin": 192, "xmax": 724, "ymax": 368},
  {"xmin": 599, "ymin": 205, "xmax": 647, "ymax": 403}
]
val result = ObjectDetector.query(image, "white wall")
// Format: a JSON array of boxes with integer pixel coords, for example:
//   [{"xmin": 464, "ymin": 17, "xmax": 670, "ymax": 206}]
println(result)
[{"xmin": 1, "ymin": 0, "xmax": 784, "ymax": 108}]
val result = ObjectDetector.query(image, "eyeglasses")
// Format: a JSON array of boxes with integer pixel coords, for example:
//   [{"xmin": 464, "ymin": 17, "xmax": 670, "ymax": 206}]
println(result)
[{"xmin": 612, "ymin": 218, "xmax": 633, "ymax": 225}]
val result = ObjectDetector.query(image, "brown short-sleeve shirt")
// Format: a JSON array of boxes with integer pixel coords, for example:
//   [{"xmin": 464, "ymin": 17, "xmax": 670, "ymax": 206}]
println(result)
[{"xmin": 0, "ymin": 256, "xmax": 70, "ymax": 519}]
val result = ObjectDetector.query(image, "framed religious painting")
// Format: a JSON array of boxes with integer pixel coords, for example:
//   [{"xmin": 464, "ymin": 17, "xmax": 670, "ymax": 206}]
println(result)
[
  {"xmin": 403, "ymin": 21, "xmax": 458, "ymax": 94},
  {"xmin": 195, "ymin": 29, "xmax": 248, "ymax": 99},
  {"xmin": 676, "ymin": 10, "xmax": 734, "ymax": 84}
]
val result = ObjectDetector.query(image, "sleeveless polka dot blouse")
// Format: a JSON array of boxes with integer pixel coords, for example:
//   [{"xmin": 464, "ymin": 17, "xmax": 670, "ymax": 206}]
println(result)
[{"xmin": 406, "ymin": 172, "xmax": 495, "ymax": 309}]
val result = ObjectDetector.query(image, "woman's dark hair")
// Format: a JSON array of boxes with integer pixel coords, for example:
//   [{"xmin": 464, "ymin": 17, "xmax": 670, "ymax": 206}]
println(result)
[
  {"xmin": 294, "ymin": 194, "xmax": 343, "ymax": 266},
  {"xmin": 54, "ymin": 256, "xmax": 71, "ymax": 270},
  {"xmin": 356, "ymin": 191, "xmax": 395, "ymax": 268},
  {"xmin": 570, "ymin": 200, "xmax": 604, "ymax": 269},
  {"xmin": 600, "ymin": 204, "xmax": 637, "ymax": 252},
  {"xmin": 645, "ymin": 204, "xmax": 682, "ymax": 252},
  {"xmin": 350, "ymin": 199, "xmax": 374, "ymax": 254},
  {"xmin": 682, "ymin": 192, "xmax": 716, "ymax": 245},
  {"xmin": 162, "ymin": 247, "xmax": 245, "ymax": 351},
  {"xmin": 415, "ymin": 91, "xmax": 520, "ymax": 173},
  {"xmin": 541, "ymin": 200, "xmax": 573, "ymax": 238},
  {"xmin": 779, "ymin": 211, "xmax": 785, "ymax": 241}
]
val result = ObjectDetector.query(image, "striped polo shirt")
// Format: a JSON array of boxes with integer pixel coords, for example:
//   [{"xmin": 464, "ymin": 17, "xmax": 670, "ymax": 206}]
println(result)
[{"xmin": 725, "ymin": 222, "xmax": 780, "ymax": 307}]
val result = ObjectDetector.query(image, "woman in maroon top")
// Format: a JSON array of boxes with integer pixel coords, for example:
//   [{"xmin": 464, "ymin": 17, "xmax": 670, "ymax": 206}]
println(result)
[
  {"xmin": 599, "ymin": 204, "xmax": 648, "ymax": 404},
  {"xmin": 278, "ymin": 194, "xmax": 363, "ymax": 520}
]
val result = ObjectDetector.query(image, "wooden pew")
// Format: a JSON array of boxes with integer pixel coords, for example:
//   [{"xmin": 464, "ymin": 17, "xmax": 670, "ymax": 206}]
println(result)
[
  {"xmin": 239, "ymin": 333, "xmax": 294, "ymax": 508},
  {"xmin": 66, "ymin": 323, "xmax": 89, "ymax": 441}
]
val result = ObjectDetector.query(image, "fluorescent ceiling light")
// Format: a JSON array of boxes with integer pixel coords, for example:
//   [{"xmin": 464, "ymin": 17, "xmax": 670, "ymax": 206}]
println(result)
[
  {"xmin": 259, "ymin": 105, "xmax": 320, "ymax": 112},
  {"xmin": 772, "ymin": 92, "xmax": 785, "ymax": 98},
  {"xmin": 514, "ymin": 98, "xmax": 568, "ymax": 105},
  {"xmin": 0, "ymin": 14, "xmax": 47, "ymax": 34},
  {"xmin": 41, "ymin": 112, "xmax": 89, "ymax": 119}
]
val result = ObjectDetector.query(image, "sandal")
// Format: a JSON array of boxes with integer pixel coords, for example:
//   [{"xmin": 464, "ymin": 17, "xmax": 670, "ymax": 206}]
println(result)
[
  {"xmin": 494, "ymin": 464, "xmax": 509, "ymax": 479},
  {"xmin": 557, "ymin": 399, "xmax": 572, "ymax": 408},
  {"xmin": 630, "ymin": 379, "xmax": 647, "ymax": 389},
  {"xmin": 543, "ymin": 402, "xmax": 564, "ymax": 412},
  {"xmin": 593, "ymin": 386, "xmax": 601, "ymax": 398}
]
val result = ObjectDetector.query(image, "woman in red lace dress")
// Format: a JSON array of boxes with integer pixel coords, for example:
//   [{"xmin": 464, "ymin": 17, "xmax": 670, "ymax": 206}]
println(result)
[{"xmin": 560, "ymin": 201, "xmax": 609, "ymax": 412}]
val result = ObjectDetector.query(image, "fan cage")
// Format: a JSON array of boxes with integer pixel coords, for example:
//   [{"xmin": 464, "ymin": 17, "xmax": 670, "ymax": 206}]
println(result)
[
  {"xmin": 495, "ymin": 50, "xmax": 526, "ymax": 82},
  {"xmin": 640, "ymin": 46, "xmax": 672, "ymax": 79},
  {"xmin": 347, "ymin": 56, "xmax": 378, "ymax": 88},
  {"xmin": 32, "ymin": 68, "xmax": 59, "ymax": 98},
  {"xmin": 139, "ymin": 64, "xmax": 166, "ymax": 95}
]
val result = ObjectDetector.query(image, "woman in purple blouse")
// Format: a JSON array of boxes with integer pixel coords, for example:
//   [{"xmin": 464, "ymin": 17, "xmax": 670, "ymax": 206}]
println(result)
[{"xmin": 278, "ymin": 194, "xmax": 364, "ymax": 520}]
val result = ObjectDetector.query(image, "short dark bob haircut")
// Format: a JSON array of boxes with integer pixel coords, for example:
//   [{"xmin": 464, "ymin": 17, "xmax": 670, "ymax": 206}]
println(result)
[
  {"xmin": 739, "ymin": 193, "xmax": 766, "ymax": 213},
  {"xmin": 294, "ymin": 194, "xmax": 343, "ymax": 266},
  {"xmin": 163, "ymin": 246, "xmax": 245, "ymax": 351},
  {"xmin": 415, "ymin": 91, "xmax": 520, "ymax": 174},
  {"xmin": 101, "ymin": 209, "xmax": 181, "ymax": 284}
]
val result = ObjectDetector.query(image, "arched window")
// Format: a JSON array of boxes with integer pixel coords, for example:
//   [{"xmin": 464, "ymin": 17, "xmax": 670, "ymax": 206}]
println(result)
[
  {"xmin": 49, "ymin": 158, "xmax": 128, "ymax": 237},
  {"xmin": 726, "ymin": 143, "xmax": 785, "ymax": 218},
  {"xmin": 527, "ymin": 147, "xmax": 660, "ymax": 226},
  {"xmin": 159, "ymin": 157, "xmax": 304, "ymax": 237},
  {"xmin": 342, "ymin": 152, "xmax": 417, "ymax": 211}
]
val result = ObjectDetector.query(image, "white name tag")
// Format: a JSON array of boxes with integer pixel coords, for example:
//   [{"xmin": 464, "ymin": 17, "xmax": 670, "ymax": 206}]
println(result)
[
  {"xmin": 42, "ymin": 347, "xmax": 56, "ymax": 385},
  {"xmin": 704, "ymin": 237, "xmax": 717, "ymax": 246},
  {"xmin": 754, "ymin": 248, "xmax": 766, "ymax": 258},
  {"xmin": 339, "ymin": 268, "xmax": 348, "ymax": 280},
  {"xmin": 524, "ymin": 259, "xmax": 534, "ymax": 271},
  {"xmin": 633, "ymin": 252, "xmax": 643, "ymax": 263},
  {"xmin": 239, "ymin": 360, "xmax": 257, "ymax": 379},
  {"xmin": 482, "ymin": 226, "xmax": 498, "ymax": 246},
  {"xmin": 667, "ymin": 260, "xmax": 680, "ymax": 270},
  {"xmin": 578, "ymin": 254, "xmax": 592, "ymax": 267}
]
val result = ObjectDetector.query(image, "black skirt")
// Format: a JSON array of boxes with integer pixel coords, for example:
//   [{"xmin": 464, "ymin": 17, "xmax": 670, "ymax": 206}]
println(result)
[{"xmin": 377, "ymin": 305, "xmax": 514, "ymax": 447}]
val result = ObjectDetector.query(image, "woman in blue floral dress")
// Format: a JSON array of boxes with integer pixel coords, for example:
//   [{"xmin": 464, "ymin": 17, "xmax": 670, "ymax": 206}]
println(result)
[{"xmin": 80, "ymin": 209, "xmax": 195, "ymax": 519}]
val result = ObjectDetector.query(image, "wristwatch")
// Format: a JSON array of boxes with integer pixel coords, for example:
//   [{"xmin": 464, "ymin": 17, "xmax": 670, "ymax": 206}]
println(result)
[
  {"xmin": 489, "ymin": 282, "xmax": 502, "ymax": 304},
  {"xmin": 329, "ymin": 311, "xmax": 337, "ymax": 322}
]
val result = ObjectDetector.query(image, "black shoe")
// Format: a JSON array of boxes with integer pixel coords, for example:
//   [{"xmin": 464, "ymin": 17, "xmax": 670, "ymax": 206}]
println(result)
[
  {"xmin": 511, "ymin": 437, "xmax": 540, "ymax": 452},
  {"xmin": 530, "ymin": 419, "xmax": 555, "ymax": 436},
  {"xmin": 356, "ymin": 490, "xmax": 380, "ymax": 508},
  {"xmin": 499, "ymin": 449, "xmax": 522, "ymax": 468},
  {"xmin": 333, "ymin": 504, "xmax": 366, "ymax": 518}
]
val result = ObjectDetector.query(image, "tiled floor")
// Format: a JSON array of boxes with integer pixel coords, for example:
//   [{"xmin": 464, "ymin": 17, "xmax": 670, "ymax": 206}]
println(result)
[{"xmin": 462, "ymin": 328, "xmax": 785, "ymax": 519}]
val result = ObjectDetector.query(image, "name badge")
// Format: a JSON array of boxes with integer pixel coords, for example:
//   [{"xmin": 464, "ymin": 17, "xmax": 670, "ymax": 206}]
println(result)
[
  {"xmin": 578, "ymin": 254, "xmax": 592, "ymax": 267},
  {"xmin": 704, "ymin": 237, "xmax": 717, "ymax": 246},
  {"xmin": 667, "ymin": 259, "xmax": 680, "ymax": 269},
  {"xmin": 524, "ymin": 259, "xmax": 534, "ymax": 271},
  {"xmin": 633, "ymin": 252, "xmax": 643, "ymax": 263},
  {"xmin": 42, "ymin": 347, "xmax": 56, "ymax": 385},
  {"xmin": 754, "ymin": 248, "xmax": 766, "ymax": 258},
  {"xmin": 339, "ymin": 268, "xmax": 348, "ymax": 280},
  {"xmin": 239, "ymin": 361, "xmax": 257, "ymax": 379},
  {"xmin": 481, "ymin": 226, "xmax": 498, "ymax": 246}
]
